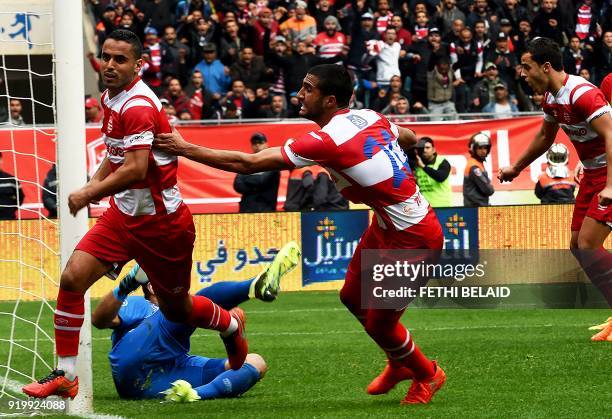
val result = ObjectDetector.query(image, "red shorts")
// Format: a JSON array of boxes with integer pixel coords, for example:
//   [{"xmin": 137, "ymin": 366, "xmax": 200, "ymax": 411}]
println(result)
[
  {"xmin": 75, "ymin": 204, "xmax": 195, "ymax": 299},
  {"xmin": 571, "ymin": 167, "xmax": 612, "ymax": 231},
  {"xmin": 345, "ymin": 208, "xmax": 444, "ymax": 287}
]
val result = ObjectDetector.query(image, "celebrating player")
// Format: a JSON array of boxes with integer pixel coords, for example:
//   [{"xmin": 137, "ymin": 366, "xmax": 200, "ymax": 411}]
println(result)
[
  {"xmin": 23, "ymin": 29, "xmax": 248, "ymax": 400},
  {"xmin": 155, "ymin": 64, "xmax": 447, "ymax": 405},
  {"xmin": 498, "ymin": 38, "xmax": 612, "ymax": 341},
  {"xmin": 93, "ymin": 242, "xmax": 300, "ymax": 401}
]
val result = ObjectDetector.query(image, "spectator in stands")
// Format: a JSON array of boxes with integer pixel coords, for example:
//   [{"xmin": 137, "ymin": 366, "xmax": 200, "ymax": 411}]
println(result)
[
  {"xmin": 161, "ymin": 99, "xmax": 178, "ymax": 124},
  {"xmin": 93, "ymin": 4, "xmax": 118, "ymax": 48},
  {"xmin": 85, "ymin": 97, "xmax": 103, "ymax": 124},
  {"xmin": 43, "ymin": 164, "xmax": 57, "ymax": 218},
  {"xmin": 142, "ymin": 27, "xmax": 163, "ymax": 95},
  {"xmin": 0, "ymin": 151, "xmax": 25, "ymax": 220},
  {"xmin": 450, "ymin": 26, "xmax": 484, "ymax": 112},
  {"xmin": 470, "ymin": 61, "xmax": 501, "ymax": 111},
  {"xmin": 185, "ymin": 70, "xmax": 217, "ymax": 120},
  {"xmin": 514, "ymin": 19, "xmax": 534, "ymax": 57},
  {"xmin": 535, "ymin": 143, "xmax": 576, "ymax": 204},
  {"xmin": 248, "ymin": 8, "xmax": 279, "ymax": 56},
  {"xmin": 284, "ymin": 166, "xmax": 348, "ymax": 211},
  {"xmin": 463, "ymin": 132, "xmax": 494, "ymax": 207},
  {"xmin": 593, "ymin": 31, "xmax": 612, "ymax": 84},
  {"xmin": 371, "ymin": 75, "xmax": 408, "ymax": 112},
  {"xmin": 230, "ymin": 47, "xmax": 269, "ymax": 89},
  {"xmin": 579, "ymin": 67, "xmax": 592, "ymax": 81},
  {"xmin": 135, "ymin": 0, "xmax": 174, "ymax": 33},
  {"xmin": 473, "ymin": 20, "xmax": 492, "ymax": 52},
  {"xmin": 467, "ymin": 0, "xmax": 498, "ymax": 33},
  {"xmin": 412, "ymin": 11, "xmax": 431, "ymax": 42},
  {"xmin": 427, "ymin": 56, "xmax": 457, "ymax": 120},
  {"xmin": 500, "ymin": 0, "xmax": 530, "ymax": 33},
  {"xmin": 369, "ymin": 27, "xmax": 404, "ymax": 88},
  {"xmin": 382, "ymin": 94, "xmax": 409, "ymax": 116},
  {"xmin": 194, "ymin": 42, "xmax": 231, "ymax": 98},
  {"xmin": 406, "ymin": 27, "xmax": 449, "ymax": 107},
  {"xmin": 220, "ymin": 19, "xmax": 245, "ymax": 67},
  {"xmin": 435, "ymin": 0, "xmax": 466, "ymax": 37},
  {"xmin": 574, "ymin": 0, "xmax": 598, "ymax": 41},
  {"xmin": 482, "ymin": 82, "xmax": 518, "ymax": 116},
  {"xmin": 389, "ymin": 14, "xmax": 412, "ymax": 47},
  {"xmin": 532, "ymin": 0, "xmax": 565, "ymax": 46},
  {"xmin": 162, "ymin": 78, "xmax": 191, "ymax": 116},
  {"xmin": 443, "ymin": 18, "xmax": 465, "ymax": 45},
  {"xmin": 485, "ymin": 33, "xmax": 517, "ymax": 92},
  {"xmin": 563, "ymin": 35, "xmax": 592, "ymax": 76},
  {"xmin": 267, "ymin": 36, "xmax": 290, "ymax": 97},
  {"xmin": 313, "ymin": 16, "xmax": 346, "ymax": 63},
  {"xmin": 262, "ymin": 94, "xmax": 288, "ymax": 118},
  {"xmin": 233, "ymin": 133, "xmax": 280, "ymax": 213},
  {"xmin": 310, "ymin": 0, "xmax": 335, "ymax": 32},
  {"xmin": 280, "ymin": 0, "xmax": 317, "ymax": 46},
  {"xmin": 221, "ymin": 79, "xmax": 260, "ymax": 118},
  {"xmin": 346, "ymin": 12, "xmax": 379, "ymax": 79},
  {"xmin": 189, "ymin": 18, "xmax": 218, "ymax": 62},
  {"xmin": 9, "ymin": 99, "xmax": 25, "ymax": 126},
  {"xmin": 414, "ymin": 137, "xmax": 452, "ymax": 207},
  {"xmin": 161, "ymin": 25, "xmax": 191, "ymax": 81},
  {"xmin": 374, "ymin": 0, "xmax": 394, "ymax": 35}
]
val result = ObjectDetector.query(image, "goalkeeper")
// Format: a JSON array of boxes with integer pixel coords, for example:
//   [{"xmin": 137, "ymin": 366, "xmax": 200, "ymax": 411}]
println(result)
[{"xmin": 92, "ymin": 242, "xmax": 300, "ymax": 401}]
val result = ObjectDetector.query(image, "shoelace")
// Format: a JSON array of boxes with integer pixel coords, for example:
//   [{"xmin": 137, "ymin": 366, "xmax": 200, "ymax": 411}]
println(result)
[{"xmin": 37, "ymin": 370, "xmax": 62, "ymax": 384}]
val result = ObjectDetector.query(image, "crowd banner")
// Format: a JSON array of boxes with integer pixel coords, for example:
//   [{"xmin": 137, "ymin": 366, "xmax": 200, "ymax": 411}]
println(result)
[{"xmin": 0, "ymin": 116, "xmax": 583, "ymax": 218}]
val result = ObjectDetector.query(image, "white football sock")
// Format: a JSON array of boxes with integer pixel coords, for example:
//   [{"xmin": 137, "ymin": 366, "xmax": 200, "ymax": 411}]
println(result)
[
  {"xmin": 220, "ymin": 317, "xmax": 238, "ymax": 337},
  {"xmin": 58, "ymin": 356, "xmax": 77, "ymax": 381}
]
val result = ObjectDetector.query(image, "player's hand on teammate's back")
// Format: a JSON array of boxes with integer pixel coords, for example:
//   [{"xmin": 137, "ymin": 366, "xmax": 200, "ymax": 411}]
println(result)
[
  {"xmin": 68, "ymin": 189, "xmax": 91, "ymax": 216},
  {"xmin": 498, "ymin": 166, "xmax": 520, "ymax": 183},
  {"xmin": 154, "ymin": 127, "xmax": 190, "ymax": 156},
  {"xmin": 598, "ymin": 185, "xmax": 612, "ymax": 206}
]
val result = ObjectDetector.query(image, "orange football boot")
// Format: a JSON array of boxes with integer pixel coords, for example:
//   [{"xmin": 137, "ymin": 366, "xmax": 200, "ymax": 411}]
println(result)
[
  {"xmin": 367, "ymin": 360, "xmax": 414, "ymax": 395},
  {"xmin": 401, "ymin": 361, "xmax": 446, "ymax": 405},
  {"xmin": 22, "ymin": 369, "xmax": 78, "ymax": 399},
  {"xmin": 591, "ymin": 321, "xmax": 612, "ymax": 342}
]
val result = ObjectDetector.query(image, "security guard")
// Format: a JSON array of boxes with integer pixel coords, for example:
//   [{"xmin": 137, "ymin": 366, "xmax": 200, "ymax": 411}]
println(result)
[{"xmin": 535, "ymin": 143, "xmax": 576, "ymax": 204}]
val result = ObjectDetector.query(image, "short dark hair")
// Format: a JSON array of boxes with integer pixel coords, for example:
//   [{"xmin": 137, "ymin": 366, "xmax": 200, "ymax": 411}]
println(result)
[
  {"xmin": 419, "ymin": 137, "xmax": 434, "ymax": 147},
  {"xmin": 307, "ymin": 64, "xmax": 353, "ymax": 108},
  {"xmin": 106, "ymin": 29, "xmax": 143, "ymax": 59},
  {"xmin": 526, "ymin": 37, "xmax": 563, "ymax": 71}
]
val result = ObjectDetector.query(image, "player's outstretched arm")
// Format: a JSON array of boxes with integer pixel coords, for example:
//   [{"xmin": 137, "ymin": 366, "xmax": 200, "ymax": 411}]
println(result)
[
  {"xmin": 154, "ymin": 128, "xmax": 292, "ymax": 174},
  {"xmin": 590, "ymin": 113, "xmax": 612, "ymax": 205},
  {"xmin": 498, "ymin": 120, "xmax": 558, "ymax": 182}
]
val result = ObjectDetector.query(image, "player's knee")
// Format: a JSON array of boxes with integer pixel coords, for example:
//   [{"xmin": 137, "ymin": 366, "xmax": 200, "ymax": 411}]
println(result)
[
  {"xmin": 60, "ymin": 267, "xmax": 83, "ymax": 293},
  {"xmin": 245, "ymin": 353, "xmax": 267, "ymax": 378},
  {"xmin": 577, "ymin": 234, "xmax": 599, "ymax": 250}
]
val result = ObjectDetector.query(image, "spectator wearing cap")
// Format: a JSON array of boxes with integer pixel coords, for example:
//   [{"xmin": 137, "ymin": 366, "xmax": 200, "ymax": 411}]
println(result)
[
  {"xmin": 229, "ymin": 47, "xmax": 269, "ymax": 90},
  {"xmin": 85, "ymin": 97, "xmax": 103, "ymax": 123},
  {"xmin": 310, "ymin": 0, "xmax": 335, "ymax": 33},
  {"xmin": 193, "ymin": 42, "xmax": 231, "ymax": 98},
  {"xmin": 532, "ymin": 0, "xmax": 565, "ymax": 46},
  {"xmin": 470, "ymin": 61, "xmax": 503, "ymax": 111},
  {"xmin": 160, "ymin": 98, "xmax": 179, "ymax": 125},
  {"xmin": 313, "ymin": 16, "xmax": 346, "ymax": 62},
  {"xmin": 346, "ymin": 11, "xmax": 379, "ymax": 78},
  {"xmin": 482, "ymin": 82, "xmax": 518, "ymax": 116},
  {"xmin": 220, "ymin": 19, "xmax": 245, "ymax": 67},
  {"xmin": 499, "ymin": 0, "xmax": 530, "ymax": 33},
  {"xmin": 161, "ymin": 25, "xmax": 191, "ymax": 81},
  {"xmin": 280, "ymin": 0, "xmax": 317, "ymax": 46},
  {"xmin": 485, "ymin": 32, "xmax": 517, "ymax": 92},
  {"xmin": 248, "ymin": 8, "xmax": 279, "ymax": 56},
  {"xmin": 498, "ymin": 18, "xmax": 516, "ymax": 52},
  {"xmin": 233, "ymin": 133, "xmax": 280, "ymax": 213},
  {"xmin": 267, "ymin": 36, "xmax": 290, "ymax": 97},
  {"xmin": 0, "ymin": 151, "xmax": 25, "ymax": 220},
  {"xmin": 184, "ymin": 70, "xmax": 217, "ymax": 120},
  {"xmin": 563, "ymin": 34, "xmax": 592, "ymax": 76},
  {"xmin": 435, "ymin": 0, "xmax": 466, "ymax": 37},
  {"xmin": 161, "ymin": 78, "xmax": 191, "ymax": 117},
  {"xmin": 427, "ymin": 56, "xmax": 457, "ymax": 120},
  {"xmin": 142, "ymin": 27, "xmax": 163, "ymax": 94},
  {"xmin": 449, "ymin": 26, "xmax": 483, "ymax": 112}
]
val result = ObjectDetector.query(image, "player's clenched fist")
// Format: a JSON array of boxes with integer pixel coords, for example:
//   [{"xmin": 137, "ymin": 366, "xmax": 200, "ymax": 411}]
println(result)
[{"xmin": 498, "ymin": 166, "xmax": 520, "ymax": 183}]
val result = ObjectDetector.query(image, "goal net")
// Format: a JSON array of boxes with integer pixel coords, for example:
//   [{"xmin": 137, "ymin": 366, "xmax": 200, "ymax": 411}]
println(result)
[{"xmin": 0, "ymin": 0, "xmax": 90, "ymax": 415}]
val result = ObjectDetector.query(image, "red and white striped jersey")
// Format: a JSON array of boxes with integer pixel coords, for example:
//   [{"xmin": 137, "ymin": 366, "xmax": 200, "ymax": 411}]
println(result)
[
  {"xmin": 280, "ymin": 109, "xmax": 429, "ymax": 232},
  {"xmin": 575, "ymin": 4, "xmax": 592, "ymax": 40},
  {"xmin": 100, "ymin": 77, "xmax": 183, "ymax": 226},
  {"xmin": 313, "ymin": 31, "xmax": 346, "ymax": 59},
  {"xmin": 542, "ymin": 74, "xmax": 611, "ymax": 170}
]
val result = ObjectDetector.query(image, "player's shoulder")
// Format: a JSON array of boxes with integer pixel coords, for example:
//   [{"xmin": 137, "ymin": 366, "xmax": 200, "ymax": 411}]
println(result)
[
  {"xmin": 321, "ymin": 109, "xmax": 387, "ymax": 144},
  {"xmin": 120, "ymin": 80, "xmax": 162, "ymax": 115},
  {"xmin": 566, "ymin": 75, "xmax": 600, "ymax": 104}
]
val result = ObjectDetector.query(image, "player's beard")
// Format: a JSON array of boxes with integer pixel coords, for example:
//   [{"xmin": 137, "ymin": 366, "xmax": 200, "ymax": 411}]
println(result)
[{"xmin": 299, "ymin": 98, "xmax": 325, "ymax": 121}]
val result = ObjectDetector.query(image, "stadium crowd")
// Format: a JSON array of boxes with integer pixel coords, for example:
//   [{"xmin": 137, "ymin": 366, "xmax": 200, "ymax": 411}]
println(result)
[{"xmin": 85, "ymin": 0, "xmax": 612, "ymax": 121}]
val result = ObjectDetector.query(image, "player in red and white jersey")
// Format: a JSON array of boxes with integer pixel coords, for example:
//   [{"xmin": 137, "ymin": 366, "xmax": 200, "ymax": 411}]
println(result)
[
  {"xmin": 155, "ymin": 64, "xmax": 447, "ymax": 405},
  {"xmin": 23, "ymin": 30, "xmax": 248, "ymax": 400},
  {"xmin": 313, "ymin": 16, "xmax": 346, "ymax": 60},
  {"xmin": 499, "ymin": 38, "xmax": 612, "ymax": 341}
]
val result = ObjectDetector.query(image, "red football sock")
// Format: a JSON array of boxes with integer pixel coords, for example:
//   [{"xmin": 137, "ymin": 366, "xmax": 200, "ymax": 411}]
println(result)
[
  {"xmin": 54, "ymin": 289, "xmax": 85, "ymax": 357},
  {"xmin": 375, "ymin": 323, "xmax": 435, "ymax": 380},
  {"xmin": 188, "ymin": 295, "xmax": 232, "ymax": 332},
  {"xmin": 575, "ymin": 247, "xmax": 612, "ymax": 306}
]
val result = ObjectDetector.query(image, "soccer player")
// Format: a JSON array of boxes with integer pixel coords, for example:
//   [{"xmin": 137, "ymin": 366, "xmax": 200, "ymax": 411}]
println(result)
[
  {"xmin": 93, "ymin": 242, "xmax": 300, "ymax": 401},
  {"xmin": 498, "ymin": 38, "xmax": 612, "ymax": 341},
  {"xmin": 154, "ymin": 64, "xmax": 447, "ymax": 405},
  {"xmin": 23, "ymin": 29, "xmax": 247, "ymax": 400}
]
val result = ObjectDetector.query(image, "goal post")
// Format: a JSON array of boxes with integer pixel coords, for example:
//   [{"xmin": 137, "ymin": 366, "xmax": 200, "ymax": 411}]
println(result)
[{"xmin": 53, "ymin": 0, "xmax": 91, "ymax": 414}]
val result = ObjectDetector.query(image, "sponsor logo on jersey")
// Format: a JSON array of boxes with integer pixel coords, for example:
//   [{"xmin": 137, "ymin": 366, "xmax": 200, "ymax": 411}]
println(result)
[{"xmin": 346, "ymin": 114, "xmax": 367, "ymax": 129}]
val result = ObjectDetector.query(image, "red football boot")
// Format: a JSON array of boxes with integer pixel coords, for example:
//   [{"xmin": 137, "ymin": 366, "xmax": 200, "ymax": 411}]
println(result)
[
  {"xmin": 367, "ymin": 360, "xmax": 414, "ymax": 395},
  {"xmin": 22, "ymin": 369, "xmax": 78, "ymax": 399},
  {"xmin": 221, "ymin": 307, "xmax": 248, "ymax": 370},
  {"xmin": 401, "ymin": 361, "xmax": 446, "ymax": 405}
]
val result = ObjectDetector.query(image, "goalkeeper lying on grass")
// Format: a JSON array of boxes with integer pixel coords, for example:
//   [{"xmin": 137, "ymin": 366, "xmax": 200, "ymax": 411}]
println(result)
[{"xmin": 92, "ymin": 242, "xmax": 300, "ymax": 402}]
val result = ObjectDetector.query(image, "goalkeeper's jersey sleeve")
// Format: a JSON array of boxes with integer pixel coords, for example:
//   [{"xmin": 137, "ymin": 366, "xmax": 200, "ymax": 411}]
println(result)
[{"xmin": 110, "ymin": 296, "xmax": 158, "ymax": 348}]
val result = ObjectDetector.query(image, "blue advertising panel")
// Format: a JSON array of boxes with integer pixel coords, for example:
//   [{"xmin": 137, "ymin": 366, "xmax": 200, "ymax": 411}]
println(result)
[
  {"xmin": 434, "ymin": 207, "xmax": 479, "ymax": 250},
  {"xmin": 301, "ymin": 210, "xmax": 370, "ymax": 286}
]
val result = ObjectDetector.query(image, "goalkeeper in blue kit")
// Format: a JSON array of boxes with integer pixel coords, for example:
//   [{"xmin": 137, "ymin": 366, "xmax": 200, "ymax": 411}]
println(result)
[{"xmin": 92, "ymin": 242, "xmax": 300, "ymax": 402}]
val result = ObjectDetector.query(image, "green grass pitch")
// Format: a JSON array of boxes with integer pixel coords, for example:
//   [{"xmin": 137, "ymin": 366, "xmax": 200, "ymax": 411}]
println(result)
[{"xmin": 1, "ymin": 292, "xmax": 610, "ymax": 418}]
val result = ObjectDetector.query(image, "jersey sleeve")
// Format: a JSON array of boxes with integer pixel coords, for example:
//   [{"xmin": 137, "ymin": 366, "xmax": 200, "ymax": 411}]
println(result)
[
  {"xmin": 280, "ymin": 131, "xmax": 331, "ymax": 168},
  {"xmin": 542, "ymin": 94, "xmax": 556, "ymax": 123},
  {"xmin": 120, "ymin": 98, "xmax": 158, "ymax": 151},
  {"xmin": 116, "ymin": 296, "xmax": 154, "ymax": 330},
  {"xmin": 572, "ymin": 87, "xmax": 611, "ymax": 123}
]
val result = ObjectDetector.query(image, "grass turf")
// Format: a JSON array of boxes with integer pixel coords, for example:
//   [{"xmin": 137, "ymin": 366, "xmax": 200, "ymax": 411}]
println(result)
[{"xmin": 0, "ymin": 291, "xmax": 610, "ymax": 418}]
